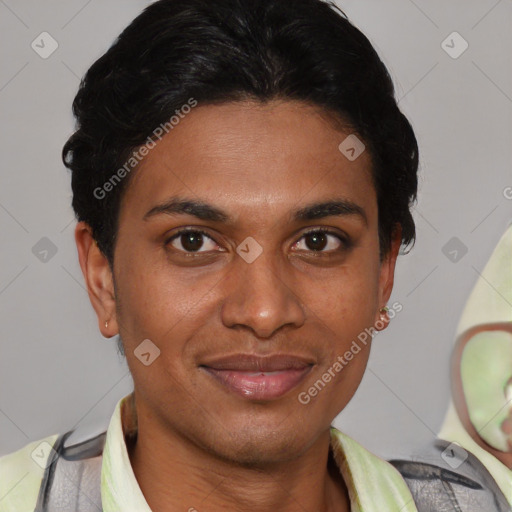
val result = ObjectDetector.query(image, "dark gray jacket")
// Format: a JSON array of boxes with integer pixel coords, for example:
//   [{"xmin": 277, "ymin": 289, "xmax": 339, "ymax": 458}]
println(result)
[{"xmin": 390, "ymin": 439, "xmax": 511, "ymax": 512}]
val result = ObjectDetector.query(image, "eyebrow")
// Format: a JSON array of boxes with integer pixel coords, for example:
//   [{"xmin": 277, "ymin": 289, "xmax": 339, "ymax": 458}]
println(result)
[{"xmin": 143, "ymin": 196, "xmax": 367, "ymax": 225}]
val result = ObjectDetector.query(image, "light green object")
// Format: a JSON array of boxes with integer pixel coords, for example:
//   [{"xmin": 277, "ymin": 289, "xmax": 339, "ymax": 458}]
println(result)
[
  {"xmin": 461, "ymin": 330, "xmax": 512, "ymax": 452},
  {"xmin": 456, "ymin": 223, "xmax": 512, "ymax": 337},
  {"xmin": 439, "ymin": 223, "xmax": 512, "ymax": 506}
]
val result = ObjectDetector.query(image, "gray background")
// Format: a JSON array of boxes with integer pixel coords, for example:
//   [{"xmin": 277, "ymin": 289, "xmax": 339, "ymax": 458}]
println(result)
[{"xmin": 1, "ymin": 0, "xmax": 511, "ymax": 460}]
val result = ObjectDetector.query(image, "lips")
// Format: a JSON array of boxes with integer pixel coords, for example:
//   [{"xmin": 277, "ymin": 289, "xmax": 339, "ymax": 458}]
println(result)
[{"xmin": 200, "ymin": 354, "xmax": 314, "ymax": 400}]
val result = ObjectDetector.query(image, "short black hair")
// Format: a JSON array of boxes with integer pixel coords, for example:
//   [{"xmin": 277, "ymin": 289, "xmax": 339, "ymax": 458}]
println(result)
[{"xmin": 63, "ymin": 0, "xmax": 418, "ymax": 265}]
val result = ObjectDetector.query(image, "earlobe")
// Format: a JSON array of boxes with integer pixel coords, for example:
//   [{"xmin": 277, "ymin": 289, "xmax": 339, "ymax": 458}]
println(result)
[
  {"xmin": 375, "ymin": 227, "xmax": 402, "ymax": 329},
  {"xmin": 75, "ymin": 222, "xmax": 118, "ymax": 338},
  {"xmin": 375, "ymin": 306, "xmax": 390, "ymax": 331}
]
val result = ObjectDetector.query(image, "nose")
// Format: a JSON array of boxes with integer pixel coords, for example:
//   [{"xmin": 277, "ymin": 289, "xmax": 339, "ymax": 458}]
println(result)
[{"xmin": 220, "ymin": 248, "xmax": 306, "ymax": 339}]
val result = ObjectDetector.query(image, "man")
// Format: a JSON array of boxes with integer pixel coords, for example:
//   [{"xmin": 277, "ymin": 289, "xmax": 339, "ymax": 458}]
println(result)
[{"xmin": 0, "ymin": 0, "xmax": 423, "ymax": 510}]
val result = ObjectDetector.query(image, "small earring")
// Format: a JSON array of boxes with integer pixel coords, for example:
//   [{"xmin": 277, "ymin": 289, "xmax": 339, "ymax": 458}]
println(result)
[
  {"xmin": 379, "ymin": 306, "xmax": 389, "ymax": 318},
  {"xmin": 105, "ymin": 320, "xmax": 109, "ymax": 328}
]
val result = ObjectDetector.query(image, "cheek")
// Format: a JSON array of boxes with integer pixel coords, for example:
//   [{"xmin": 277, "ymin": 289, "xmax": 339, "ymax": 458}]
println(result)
[
  {"xmin": 309, "ymin": 260, "xmax": 381, "ymax": 335},
  {"xmin": 296, "ymin": 260, "xmax": 380, "ymax": 405},
  {"xmin": 114, "ymin": 246, "xmax": 197, "ymax": 336},
  {"xmin": 114, "ymin": 251, "xmax": 220, "ymax": 390}
]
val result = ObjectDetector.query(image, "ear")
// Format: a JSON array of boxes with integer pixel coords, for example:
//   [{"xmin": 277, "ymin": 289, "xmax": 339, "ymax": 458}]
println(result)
[
  {"xmin": 374, "ymin": 226, "xmax": 402, "ymax": 330},
  {"xmin": 75, "ymin": 222, "xmax": 118, "ymax": 337}
]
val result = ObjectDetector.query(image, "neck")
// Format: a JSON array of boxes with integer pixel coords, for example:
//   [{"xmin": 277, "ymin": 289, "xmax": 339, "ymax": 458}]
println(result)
[{"xmin": 125, "ymin": 400, "xmax": 350, "ymax": 512}]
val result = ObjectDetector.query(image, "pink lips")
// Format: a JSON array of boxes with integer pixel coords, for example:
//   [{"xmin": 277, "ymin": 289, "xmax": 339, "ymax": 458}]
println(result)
[{"xmin": 200, "ymin": 354, "xmax": 314, "ymax": 400}]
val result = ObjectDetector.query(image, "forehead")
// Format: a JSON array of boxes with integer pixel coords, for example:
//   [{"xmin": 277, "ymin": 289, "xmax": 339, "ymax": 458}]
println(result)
[{"xmin": 119, "ymin": 100, "xmax": 376, "ymax": 224}]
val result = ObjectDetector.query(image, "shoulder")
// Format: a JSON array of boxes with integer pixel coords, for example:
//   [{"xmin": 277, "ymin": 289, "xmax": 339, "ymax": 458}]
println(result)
[
  {"xmin": 329, "ymin": 427, "xmax": 418, "ymax": 511},
  {"xmin": 330, "ymin": 426, "xmax": 411, "ymax": 482},
  {"xmin": 389, "ymin": 439, "xmax": 512, "ymax": 512},
  {"xmin": 0, "ymin": 425, "xmax": 107, "ymax": 512},
  {"xmin": 0, "ymin": 433, "xmax": 60, "ymax": 512}
]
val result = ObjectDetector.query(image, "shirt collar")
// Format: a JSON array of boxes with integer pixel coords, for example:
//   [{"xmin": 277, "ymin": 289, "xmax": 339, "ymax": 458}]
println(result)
[
  {"xmin": 101, "ymin": 393, "xmax": 150, "ymax": 512},
  {"xmin": 101, "ymin": 393, "xmax": 417, "ymax": 512}
]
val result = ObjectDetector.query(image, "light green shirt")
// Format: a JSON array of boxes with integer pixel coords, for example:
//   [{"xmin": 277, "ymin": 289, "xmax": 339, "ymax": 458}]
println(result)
[{"xmin": 1, "ymin": 393, "xmax": 417, "ymax": 512}]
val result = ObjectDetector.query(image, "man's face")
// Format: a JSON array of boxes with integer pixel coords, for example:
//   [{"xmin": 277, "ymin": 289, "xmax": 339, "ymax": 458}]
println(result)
[{"xmin": 110, "ymin": 99, "xmax": 395, "ymax": 465}]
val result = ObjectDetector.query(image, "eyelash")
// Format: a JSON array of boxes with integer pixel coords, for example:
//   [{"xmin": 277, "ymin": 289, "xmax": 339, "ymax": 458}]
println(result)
[
  {"xmin": 165, "ymin": 228, "xmax": 216, "ymax": 252},
  {"xmin": 165, "ymin": 227, "xmax": 351, "ymax": 255},
  {"xmin": 298, "ymin": 227, "xmax": 351, "ymax": 253}
]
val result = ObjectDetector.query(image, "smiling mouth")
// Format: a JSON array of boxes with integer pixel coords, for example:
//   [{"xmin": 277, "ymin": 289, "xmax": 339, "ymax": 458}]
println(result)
[{"xmin": 199, "ymin": 353, "xmax": 315, "ymax": 401}]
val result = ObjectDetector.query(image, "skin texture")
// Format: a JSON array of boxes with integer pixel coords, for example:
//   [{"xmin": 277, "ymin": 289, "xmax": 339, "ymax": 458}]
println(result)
[
  {"xmin": 75, "ymin": 99, "xmax": 401, "ymax": 512},
  {"xmin": 452, "ymin": 322, "xmax": 512, "ymax": 469}
]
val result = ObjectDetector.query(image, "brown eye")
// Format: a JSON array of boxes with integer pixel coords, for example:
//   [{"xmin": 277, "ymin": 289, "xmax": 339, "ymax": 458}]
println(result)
[
  {"xmin": 166, "ymin": 229, "xmax": 219, "ymax": 253},
  {"xmin": 293, "ymin": 229, "xmax": 348, "ymax": 253},
  {"xmin": 304, "ymin": 231, "xmax": 328, "ymax": 251}
]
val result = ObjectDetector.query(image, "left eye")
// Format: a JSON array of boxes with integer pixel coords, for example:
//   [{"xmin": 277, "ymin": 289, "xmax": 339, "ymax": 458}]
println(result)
[
  {"xmin": 166, "ymin": 229, "xmax": 219, "ymax": 253},
  {"xmin": 293, "ymin": 230, "xmax": 346, "ymax": 252}
]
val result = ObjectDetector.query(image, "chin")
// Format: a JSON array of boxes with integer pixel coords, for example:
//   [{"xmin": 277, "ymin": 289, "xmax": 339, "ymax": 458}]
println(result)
[{"xmin": 199, "ymin": 418, "xmax": 317, "ymax": 468}]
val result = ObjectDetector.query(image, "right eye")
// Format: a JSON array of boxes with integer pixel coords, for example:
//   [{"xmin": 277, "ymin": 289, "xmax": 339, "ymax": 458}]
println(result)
[{"xmin": 165, "ymin": 228, "xmax": 222, "ymax": 254}]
